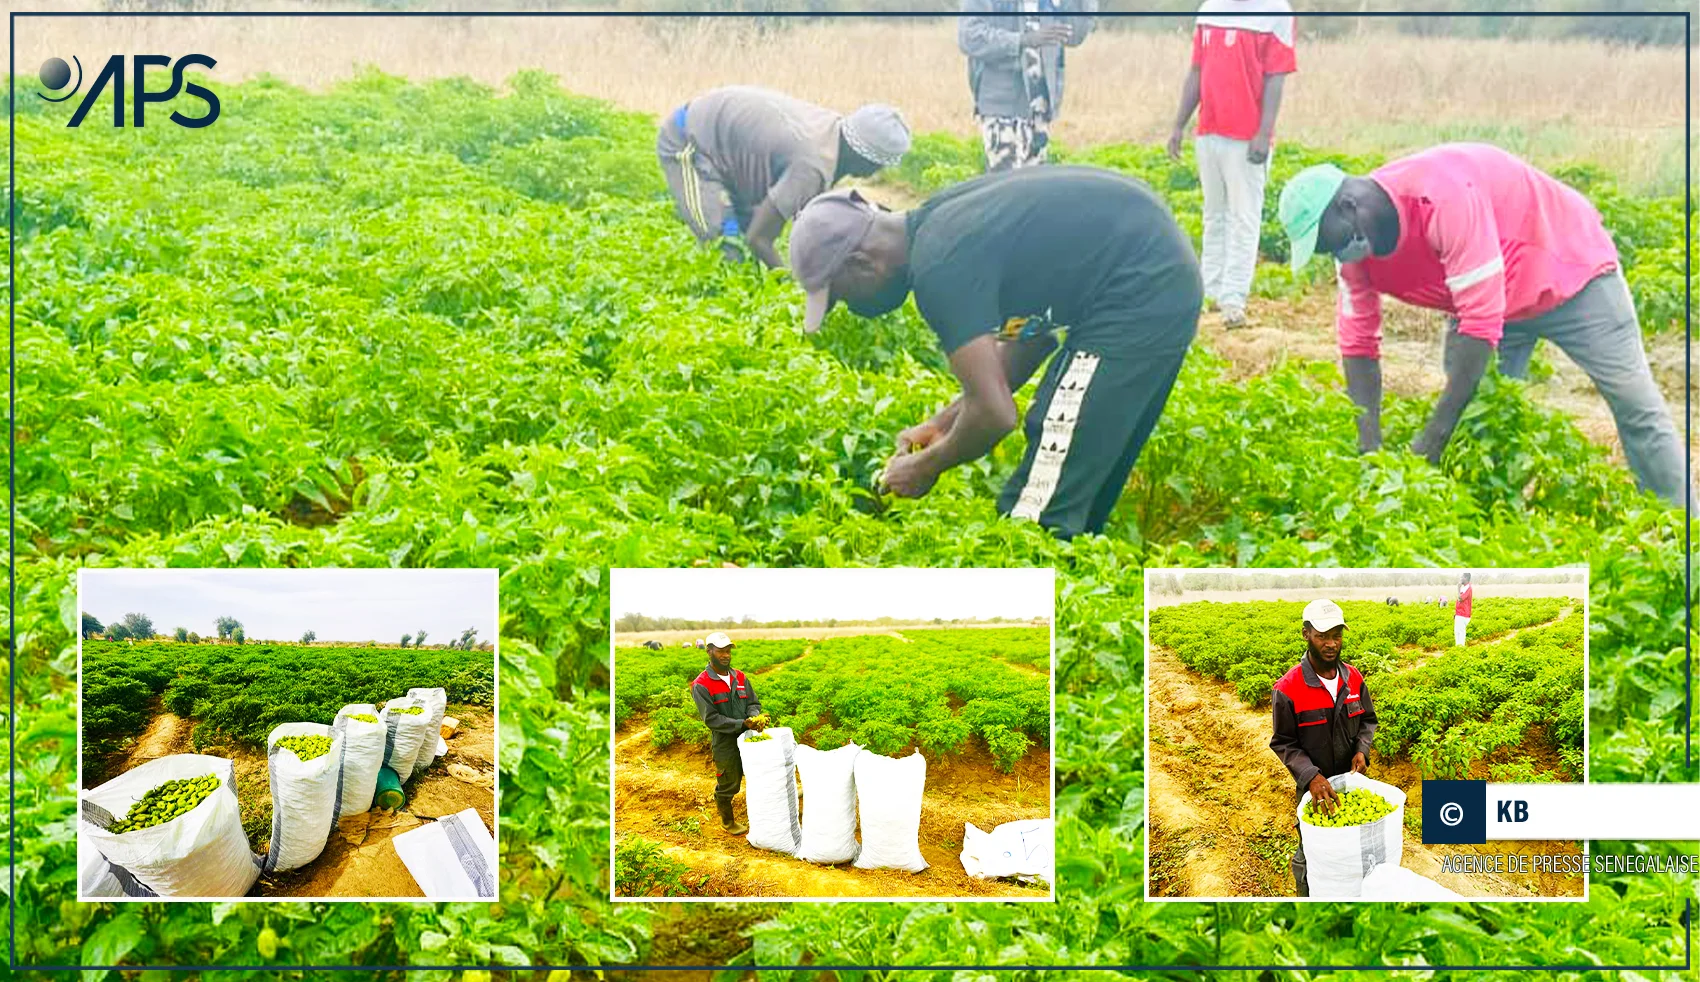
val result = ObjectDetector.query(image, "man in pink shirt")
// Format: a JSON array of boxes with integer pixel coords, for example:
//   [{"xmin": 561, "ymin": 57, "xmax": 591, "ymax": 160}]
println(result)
[
  {"xmin": 1278, "ymin": 143, "xmax": 1690, "ymax": 508},
  {"xmin": 1167, "ymin": 0, "xmax": 1297, "ymax": 329}
]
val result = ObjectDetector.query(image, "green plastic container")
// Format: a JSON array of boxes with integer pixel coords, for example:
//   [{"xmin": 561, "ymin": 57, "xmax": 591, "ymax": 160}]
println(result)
[{"xmin": 374, "ymin": 766, "xmax": 406, "ymax": 811}]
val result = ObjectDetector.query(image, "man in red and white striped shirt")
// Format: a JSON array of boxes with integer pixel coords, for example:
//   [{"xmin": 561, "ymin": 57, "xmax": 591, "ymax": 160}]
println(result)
[{"xmin": 1278, "ymin": 143, "xmax": 1690, "ymax": 508}]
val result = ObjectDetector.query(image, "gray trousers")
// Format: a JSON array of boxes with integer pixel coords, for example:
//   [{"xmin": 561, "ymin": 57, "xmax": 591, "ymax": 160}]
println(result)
[
  {"xmin": 1444, "ymin": 271, "xmax": 1692, "ymax": 508},
  {"xmin": 656, "ymin": 118, "xmax": 742, "ymax": 244}
]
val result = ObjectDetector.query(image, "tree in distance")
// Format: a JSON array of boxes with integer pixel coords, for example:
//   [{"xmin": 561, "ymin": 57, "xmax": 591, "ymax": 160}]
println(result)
[{"xmin": 109, "ymin": 612, "xmax": 155, "ymax": 642}]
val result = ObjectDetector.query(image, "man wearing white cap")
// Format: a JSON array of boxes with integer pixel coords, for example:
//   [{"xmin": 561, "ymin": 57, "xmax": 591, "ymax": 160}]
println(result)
[
  {"xmin": 786, "ymin": 166, "xmax": 1203, "ymax": 540},
  {"xmin": 1269, "ymin": 598, "xmax": 1378, "ymax": 897},
  {"xmin": 689, "ymin": 632, "xmax": 768, "ymax": 835},
  {"xmin": 657, "ymin": 86, "xmax": 912, "ymax": 269}
]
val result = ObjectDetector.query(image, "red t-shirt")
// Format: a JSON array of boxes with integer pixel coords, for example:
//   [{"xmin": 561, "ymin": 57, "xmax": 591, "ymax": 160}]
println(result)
[
  {"xmin": 1456, "ymin": 585, "xmax": 1473, "ymax": 618},
  {"xmin": 1192, "ymin": 20, "xmax": 1297, "ymax": 141}
]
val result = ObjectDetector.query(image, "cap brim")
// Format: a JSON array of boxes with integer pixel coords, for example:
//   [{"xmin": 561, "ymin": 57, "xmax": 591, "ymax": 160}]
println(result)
[
  {"xmin": 803, "ymin": 288, "xmax": 832, "ymax": 334},
  {"xmin": 1311, "ymin": 617, "xmax": 1346, "ymax": 632},
  {"xmin": 1289, "ymin": 218, "xmax": 1321, "ymax": 274}
]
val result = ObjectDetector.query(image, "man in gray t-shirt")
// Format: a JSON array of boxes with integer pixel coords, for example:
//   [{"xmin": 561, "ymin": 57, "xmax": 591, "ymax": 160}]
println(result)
[{"xmin": 656, "ymin": 86, "xmax": 911, "ymax": 268}]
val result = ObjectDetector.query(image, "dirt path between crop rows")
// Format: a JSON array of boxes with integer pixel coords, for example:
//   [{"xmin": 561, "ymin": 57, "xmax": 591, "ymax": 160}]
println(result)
[
  {"xmin": 1146, "ymin": 645, "xmax": 1583, "ymax": 899},
  {"xmin": 753, "ymin": 643, "xmax": 814, "ymax": 677},
  {"xmin": 103, "ymin": 705, "xmax": 497, "ymax": 898},
  {"xmin": 614, "ymin": 719, "xmax": 1051, "ymax": 899},
  {"xmin": 118, "ymin": 702, "xmax": 186, "ymax": 773}
]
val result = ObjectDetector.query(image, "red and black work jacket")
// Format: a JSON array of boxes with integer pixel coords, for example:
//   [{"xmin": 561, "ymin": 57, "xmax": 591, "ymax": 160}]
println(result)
[
  {"xmin": 1269, "ymin": 657, "xmax": 1377, "ymax": 795},
  {"xmin": 690, "ymin": 664, "xmax": 763, "ymax": 752}
]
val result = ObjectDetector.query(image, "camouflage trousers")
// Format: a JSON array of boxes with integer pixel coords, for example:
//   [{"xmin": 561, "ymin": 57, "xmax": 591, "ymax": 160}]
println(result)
[{"xmin": 977, "ymin": 114, "xmax": 1050, "ymax": 172}]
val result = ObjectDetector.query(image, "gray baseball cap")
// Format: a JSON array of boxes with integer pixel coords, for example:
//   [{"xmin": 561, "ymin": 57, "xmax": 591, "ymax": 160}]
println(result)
[
  {"xmin": 841, "ymin": 104, "xmax": 911, "ymax": 168},
  {"xmin": 789, "ymin": 189, "xmax": 877, "ymax": 333}
]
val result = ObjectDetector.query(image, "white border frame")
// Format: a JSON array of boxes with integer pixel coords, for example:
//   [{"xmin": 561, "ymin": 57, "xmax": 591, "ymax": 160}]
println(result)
[
  {"xmin": 606, "ymin": 566, "xmax": 1058, "ymax": 904},
  {"xmin": 75, "ymin": 566, "xmax": 502, "ymax": 904},
  {"xmin": 1140, "ymin": 565, "xmax": 1591, "ymax": 904}
]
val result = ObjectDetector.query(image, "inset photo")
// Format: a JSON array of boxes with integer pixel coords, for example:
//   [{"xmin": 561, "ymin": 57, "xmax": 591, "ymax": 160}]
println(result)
[
  {"xmin": 77, "ymin": 568, "xmax": 499, "ymax": 901},
  {"xmin": 610, "ymin": 567, "xmax": 1055, "ymax": 901},
  {"xmin": 1143, "ymin": 567, "xmax": 1587, "ymax": 902}
]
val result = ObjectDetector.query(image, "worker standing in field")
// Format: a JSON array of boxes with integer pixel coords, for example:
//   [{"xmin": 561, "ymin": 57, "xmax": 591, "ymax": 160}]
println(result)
[
  {"xmin": 786, "ymin": 166, "xmax": 1203, "ymax": 540},
  {"xmin": 1167, "ymin": 0, "xmax": 1297, "ymax": 329},
  {"xmin": 958, "ymin": 0, "xmax": 1098, "ymax": 172},
  {"xmin": 1454, "ymin": 572, "xmax": 1473, "ymax": 647},
  {"xmin": 1277, "ymin": 143, "xmax": 1693, "ymax": 509},
  {"xmin": 656, "ymin": 86, "xmax": 912, "ymax": 268},
  {"xmin": 1270, "ymin": 598, "xmax": 1377, "ymax": 898},
  {"xmin": 690, "ymin": 632, "xmax": 768, "ymax": 836}
]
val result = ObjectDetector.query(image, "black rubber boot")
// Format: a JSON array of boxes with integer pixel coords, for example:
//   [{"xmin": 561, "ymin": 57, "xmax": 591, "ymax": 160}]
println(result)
[{"xmin": 717, "ymin": 798, "xmax": 747, "ymax": 836}]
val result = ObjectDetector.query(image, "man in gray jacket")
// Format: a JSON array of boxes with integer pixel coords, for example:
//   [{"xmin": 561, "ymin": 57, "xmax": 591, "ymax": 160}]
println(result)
[{"xmin": 959, "ymin": 0, "xmax": 1098, "ymax": 172}]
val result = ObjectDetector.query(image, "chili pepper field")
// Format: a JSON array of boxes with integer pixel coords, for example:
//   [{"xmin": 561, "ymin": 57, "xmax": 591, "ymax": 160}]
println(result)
[
  {"xmin": 612, "ymin": 627, "xmax": 1051, "ymax": 899},
  {"xmin": 1147, "ymin": 597, "xmax": 1587, "ymax": 900}
]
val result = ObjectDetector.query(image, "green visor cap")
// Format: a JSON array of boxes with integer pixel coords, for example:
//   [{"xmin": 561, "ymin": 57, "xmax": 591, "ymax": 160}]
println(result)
[{"xmin": 1278, "ymin": 164, "xmax": 1348, "ymax": 274}]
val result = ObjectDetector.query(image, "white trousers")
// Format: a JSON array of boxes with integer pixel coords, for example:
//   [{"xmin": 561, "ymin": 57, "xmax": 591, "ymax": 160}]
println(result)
[
  {"xmin": 1197, "ymin": 134, "xmax": 1270, "ymax": 311},
  {"xmin": 1455, "ymin": 615, "xmax": 1470, "ymax": 648}
]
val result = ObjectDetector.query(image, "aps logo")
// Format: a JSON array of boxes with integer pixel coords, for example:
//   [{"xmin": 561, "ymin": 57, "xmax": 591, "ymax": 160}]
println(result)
[{"xmin": 38, "ymin": 55, "xmax": 220, "ymax": 128}]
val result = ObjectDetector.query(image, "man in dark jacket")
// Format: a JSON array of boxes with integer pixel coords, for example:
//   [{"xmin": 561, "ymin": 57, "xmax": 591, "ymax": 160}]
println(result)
[
  {"xmin": 958, "ymin": 0, "xmax": 1097, "ymax": 171},
  {"xmin": 1269, "ymin": 598, "xmax": 1378, "ymax": 896},
  {"xmin": 689, "ymin": 632, "xmax": 767, "ymax": 834}
]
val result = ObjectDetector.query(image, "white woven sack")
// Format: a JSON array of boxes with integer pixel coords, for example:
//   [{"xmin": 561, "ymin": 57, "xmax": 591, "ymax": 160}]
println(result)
[
  {"xmin": 260, "ymin": 722, "xmax": 344, "ymax": 873},
  {"xmin": 406, "ymin": 687, "xmax": 448, "ymax": 774},
  {"xmin": 852, "ymin": 750, "xmax": 928, "ymax": 872},
  {"xmin": 1295, "ymin": 771, "xmax": 1407, "ymax": 898},
  {"xmin": 79, "ymin": 754, "xmax": 257, "ymax": 898},
  {"xmin": 794, "ymin": 742, "xmax": 861, "ymax": 864},
  {"xmin": 738, "ymin": 726, "xmax": 801, "ymax": 855},
  {"xmin": 380, "ymin": 697, "xmax": 433, "ymax": 783},
  {"xmin": 332, "ymin": 703, "xmax": 387, "ymax": 818}
]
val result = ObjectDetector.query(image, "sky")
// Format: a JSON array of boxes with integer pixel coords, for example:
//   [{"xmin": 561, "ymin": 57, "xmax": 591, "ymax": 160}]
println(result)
[
  {"xmin": 611, "ymin": 568, "xmax": 1055, "ymax": 622},
  {"xmin": 80, "ymin": 569, "xmax": 499, "ymax": 643}
]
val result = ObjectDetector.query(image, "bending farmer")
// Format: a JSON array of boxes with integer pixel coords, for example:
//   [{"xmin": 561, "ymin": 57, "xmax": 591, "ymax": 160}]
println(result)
[
  {"xmin": 1278, "ymin": 143, "xmax": 1692, "ymax": 508},
  {"xmin": 787, "ymin": 166, "xmax": 1203, "ymax": 539},
  {"xmin": 689, "ymin": 632, "xmax": 768, "ymax": 835},
  {"xmin": 1270, "ymin": 598, "xmax": 1378, "ymax": 897},
  {"xmin": 657, "ymin": 86, "xmax": 912, "ymax": 268}
]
